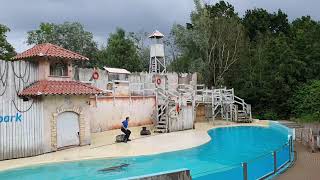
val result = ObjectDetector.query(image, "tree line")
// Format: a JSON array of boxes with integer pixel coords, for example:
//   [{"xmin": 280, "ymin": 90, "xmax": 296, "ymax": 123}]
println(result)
[{"xmin": 0, "ymin": 0, "xmax": 319, "ymax": 122}]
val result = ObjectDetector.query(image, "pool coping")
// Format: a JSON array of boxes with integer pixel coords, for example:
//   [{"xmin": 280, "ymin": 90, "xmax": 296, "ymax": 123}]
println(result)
[{"xmin": 0, "ymin": 121, "xmax": 269, "ymax": 172}]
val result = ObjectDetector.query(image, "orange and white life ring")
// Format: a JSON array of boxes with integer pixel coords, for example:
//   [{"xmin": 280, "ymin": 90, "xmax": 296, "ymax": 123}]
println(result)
[
  {"xmin": 92, "ymin": 71, "xmax": 99, "ymax": 80},
  {"xmin": 156, "ymin": 78, "xmax": 161, "ymax": 85}
]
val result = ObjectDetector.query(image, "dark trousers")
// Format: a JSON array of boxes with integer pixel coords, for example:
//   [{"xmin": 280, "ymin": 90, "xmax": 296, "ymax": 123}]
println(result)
[{"xmin": 121, "ymin": 127, "xmax": 131, "ymax": 141}]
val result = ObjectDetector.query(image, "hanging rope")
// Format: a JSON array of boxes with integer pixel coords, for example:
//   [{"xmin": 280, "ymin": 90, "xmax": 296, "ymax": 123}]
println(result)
[
  {"xmin": 0, "ymin": 61, "xmax": 9, "ymax": 96},
  {"xmin": 10, "ymin": 61, "xmax": 35, "ymax": 113},
  {"xmin": 12, "ymin": 99, "xmax": 35, "ymax": 113}
]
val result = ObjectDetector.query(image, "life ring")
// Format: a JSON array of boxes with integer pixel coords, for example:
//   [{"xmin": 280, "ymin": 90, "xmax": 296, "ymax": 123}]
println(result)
[
  {"xmin": 92, "ymin": 71, "xmax": 99, "ymax": 80},
  {"xmin": 156, "ymin": 78, "xmax": 161, "ymax": 85}
]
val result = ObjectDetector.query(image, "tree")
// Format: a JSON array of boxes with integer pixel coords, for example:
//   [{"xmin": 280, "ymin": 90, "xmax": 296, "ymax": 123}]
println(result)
[
  {"xmin": 243, "ymin": 8, "xmax": 290, "ymax": 41},
  {"xmin": 172, "ymin": 0, "xmax": 246, "ymax": 86},
  {"xmin": 97, "ymin": 28, "xmax": 142, "ymax": 72},
  {"xmin": 291, "ymin": 80, "xmax": 320, "ymax": 122},
  {"xmin": 0, "ymin": 24, "xmax": 15, "ymax": 60},
  {"xmin": 27, "ymin": 22, "xmax": 98, "ymax": 67},
  {"xmin": 128, "ymin": 30, "xmax": 149, "ymax": 71},
  {"xmin": 290, "ymin": 16, "xmax": 320, "ymax": 80}
]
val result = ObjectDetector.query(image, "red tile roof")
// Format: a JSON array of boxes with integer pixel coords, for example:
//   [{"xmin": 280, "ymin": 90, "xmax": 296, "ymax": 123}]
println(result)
[
  {"xmin": 11, "ymin": 43, "xmax": 89, "ymax": 61},
  {"xmin": 19, "ymin": 80, "xmax": 103, "ymax": 96}
]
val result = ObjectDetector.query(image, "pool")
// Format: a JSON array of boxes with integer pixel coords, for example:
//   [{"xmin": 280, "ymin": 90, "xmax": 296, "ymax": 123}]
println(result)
[{"xmin": 0, "ymin": 122, "xmax": 293, "ymax": 180}]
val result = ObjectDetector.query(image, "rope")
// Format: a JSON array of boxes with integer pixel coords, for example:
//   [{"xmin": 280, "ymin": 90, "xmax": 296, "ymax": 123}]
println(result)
[
  {"xmin": 10, "ymin": 61, "xmax": 34, "ymax": 113},
  {"xmin": 12, "ymin": 99, "xmax": 35, "ymax": 113},
  {"xmin": 0, "ymin": 61, "xmax": 9, "ymax": 96}
]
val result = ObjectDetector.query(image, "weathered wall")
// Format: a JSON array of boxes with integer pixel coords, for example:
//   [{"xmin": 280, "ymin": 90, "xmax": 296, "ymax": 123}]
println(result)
[
  {"xmin": 78, "ymin": 69, "xmax": 197, "ymax": 91},
  {"xmin": 89, "ymin": 96, "xmax": 155, "ymax": 132},
  {"xmin": 0, "ymin": 60, "xmax": 44, "ymax": 160},
  {"xmin": 169, "ymin": 104, "xmax": 194, "ymax": 132},
  {"xmin": 77, "ymin": 68, "xmax": 108, "ymax": 90},
  {"xmin": 42, "ymin": 95, "xmax": 92, "ymax": 152},
  {"xmin": 38, "ymin": 57, "xmax": 73, "ymax": 81}
]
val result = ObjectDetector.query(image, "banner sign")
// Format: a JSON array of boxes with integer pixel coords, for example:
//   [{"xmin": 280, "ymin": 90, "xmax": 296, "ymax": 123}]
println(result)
[{"xmin": 0, "ymin": 113, "xmax": 23, "ymax": 123}]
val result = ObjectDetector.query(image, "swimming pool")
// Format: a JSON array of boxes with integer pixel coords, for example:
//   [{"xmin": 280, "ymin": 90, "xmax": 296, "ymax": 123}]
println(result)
[{"xmin": 0, "ymin": 122, "xmax": 293, "ymax": 180}]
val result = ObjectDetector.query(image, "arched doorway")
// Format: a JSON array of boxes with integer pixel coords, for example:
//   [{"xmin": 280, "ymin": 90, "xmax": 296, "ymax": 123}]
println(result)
[{"xmin": 57, "ymin": 112, "xmax": 80, "ymax": 148}]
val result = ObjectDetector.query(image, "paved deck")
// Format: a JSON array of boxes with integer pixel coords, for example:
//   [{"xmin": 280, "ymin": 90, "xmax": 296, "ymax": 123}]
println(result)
[
  {"xmin": 277, "ymin": 142, "xmax": 320, "ymax": 180},
  {"xmin": 0, "ymin": 121, "xmax": 268, "ymax": 172}
]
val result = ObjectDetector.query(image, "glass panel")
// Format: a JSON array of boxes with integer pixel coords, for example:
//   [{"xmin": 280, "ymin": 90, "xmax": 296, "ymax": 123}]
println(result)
[
  {"xmin": 247, "ymin": 152, "xmax": 274, "ymax": 180},
  {"xmin": 277, "ymin": 144, "xmax": 290, "ymax": 169},
  {"xmin": 193, "ymin": 164, "xmax": 243, "ymax": 180}
]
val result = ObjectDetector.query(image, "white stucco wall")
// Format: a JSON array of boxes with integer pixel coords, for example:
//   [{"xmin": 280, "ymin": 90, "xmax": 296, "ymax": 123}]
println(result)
[
  {"xmin": 42, "ymin": 95, "xmax": 92, "ymax": 152},
  {"xmin": 89, "ymin": 96, "xmax": 156, "ymax": 133}
]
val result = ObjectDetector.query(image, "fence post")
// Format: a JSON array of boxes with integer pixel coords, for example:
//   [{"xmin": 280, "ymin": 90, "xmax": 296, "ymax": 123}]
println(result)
[
  {"xmin": 242, "ymin": 162, "xmax": 248, "ymax": 180},
  {"xmin": 289, "ymin": 136, "xmax": 293, "ymax": 161},
  {"xmin": 273, "ymin": 151, "xmax": 277, "ymax": 174}
]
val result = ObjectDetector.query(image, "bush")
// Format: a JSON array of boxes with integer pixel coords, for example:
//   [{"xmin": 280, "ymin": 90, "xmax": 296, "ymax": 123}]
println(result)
[{"xmin": 291, "ymin": 80, "xmax": 320, "ymax": 122}]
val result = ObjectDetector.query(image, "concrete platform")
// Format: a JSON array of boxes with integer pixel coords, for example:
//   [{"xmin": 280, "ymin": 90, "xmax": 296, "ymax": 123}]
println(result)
[{"xmin": 0, "ymin": 121, "xmax": 268, "ymax": 172}]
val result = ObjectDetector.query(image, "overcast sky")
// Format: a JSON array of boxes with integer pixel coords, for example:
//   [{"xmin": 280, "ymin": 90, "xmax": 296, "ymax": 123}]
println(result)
[{"xmin": 1, "ymin": 0, "xmax": 319, "ymax": 53}]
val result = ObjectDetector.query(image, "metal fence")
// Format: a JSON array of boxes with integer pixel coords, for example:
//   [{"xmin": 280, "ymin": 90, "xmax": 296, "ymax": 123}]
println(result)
[
  {"xmin": 0, "ymin": 60, "xmax": 44, "ymax": 161},
  {"xmin": 193, "ymin": 136, "xmax": 294, "ymax": 180}
]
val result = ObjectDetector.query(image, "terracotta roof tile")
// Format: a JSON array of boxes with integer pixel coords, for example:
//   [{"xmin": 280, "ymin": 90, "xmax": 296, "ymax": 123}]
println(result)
[
  {"xmin": 11, "ymin": 43, "xmax": 89, "ymax": 61},
  {"xmin": 19, "ymin": 80, "xmax": 103, "ymax": 96}
]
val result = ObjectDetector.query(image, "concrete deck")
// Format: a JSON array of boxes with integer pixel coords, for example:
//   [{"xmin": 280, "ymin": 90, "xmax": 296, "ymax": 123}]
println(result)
[
  {"xmin": 0, "ymin": 121, "xmax": 268, "ymax": 172},
  {"xmin": 277, "ymin": 142, "xmax": 320, "ymax": 180}
]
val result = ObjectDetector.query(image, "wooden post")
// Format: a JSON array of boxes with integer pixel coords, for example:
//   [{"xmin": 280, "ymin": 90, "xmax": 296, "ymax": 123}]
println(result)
[
  {"xmin": 273, "ymin": 151, "xmax": 277, "ymax": 174},
  {"xmin": 289, "ymin": 136, "xmax": 293, "ymax": 161}
]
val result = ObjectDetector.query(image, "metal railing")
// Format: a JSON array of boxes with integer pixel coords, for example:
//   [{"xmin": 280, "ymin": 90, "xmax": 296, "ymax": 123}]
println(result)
[{"xmin": 192, "ymin": 136, "xmax": 294, "ymax": 180}]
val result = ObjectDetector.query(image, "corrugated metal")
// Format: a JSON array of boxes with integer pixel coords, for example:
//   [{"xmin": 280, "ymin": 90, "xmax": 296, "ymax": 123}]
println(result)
[{"xmin": 0, "ymin": 60, "xmax": 44, "ymax": 160}]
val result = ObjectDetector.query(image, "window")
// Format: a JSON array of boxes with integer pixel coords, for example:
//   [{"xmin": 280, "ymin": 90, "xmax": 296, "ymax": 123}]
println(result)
[{"xmin": 50, "ymin": 62, "xmax": 68, "ymax": 76}]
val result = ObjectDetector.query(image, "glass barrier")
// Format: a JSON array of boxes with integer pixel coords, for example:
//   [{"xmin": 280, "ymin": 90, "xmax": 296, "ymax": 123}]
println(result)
[{"xmin": 193, "ymin": 136, "xmax": 293, "ymax": 180}]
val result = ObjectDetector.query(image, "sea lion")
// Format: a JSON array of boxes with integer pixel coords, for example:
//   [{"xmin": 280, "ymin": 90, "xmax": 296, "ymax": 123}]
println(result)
[{"xmin": 98, "ymin": 163, "xmax": 129, "ymax": 172}]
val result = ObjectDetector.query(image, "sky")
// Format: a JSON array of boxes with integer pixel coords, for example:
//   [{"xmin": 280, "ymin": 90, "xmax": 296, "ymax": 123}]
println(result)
[{"xmin": 1, "ymin": 0, "xmax": 320, "ymax": 53}]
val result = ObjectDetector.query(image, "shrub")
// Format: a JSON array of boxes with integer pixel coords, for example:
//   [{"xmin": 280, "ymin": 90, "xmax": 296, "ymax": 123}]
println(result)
[{"xmin": 291, "ymin": 80, "xmax": 320, "ymax": 122}]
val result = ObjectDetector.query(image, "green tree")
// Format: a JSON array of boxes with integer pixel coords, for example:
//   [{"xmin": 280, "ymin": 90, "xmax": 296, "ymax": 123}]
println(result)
[
  {"xmin": 243, "ymin": 8, "xmax": 290, "ymax": 41},
  {"xmin": 27, "ymin": 22, "xmax": 98, "ymax": 67},
  {"xmin": 97, "ymin": 28, "xmax": 142, "ymax": 72},
  {"xmin": 0, "ymin": 24, "xmax": 15, "ymax": 60},
  {"xmin": 290, "ymin": 16, "xmax": 320, "ymax": 80},
  {"xmin": 291, "ymin": 80, "xmax": 320, "ymax": 122},
  {"xmin": 128, "ymin": 30, "xmax": 149, "ymax": 71},
  {"xmin": 172, "ymin": 0, "xmax": 246, "ymax": 86}
]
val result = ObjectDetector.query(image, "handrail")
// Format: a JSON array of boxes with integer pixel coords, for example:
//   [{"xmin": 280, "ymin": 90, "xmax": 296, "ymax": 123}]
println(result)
[{"xmin": 192, "ymin": 136, "xmax": 293, "ymax": 179}]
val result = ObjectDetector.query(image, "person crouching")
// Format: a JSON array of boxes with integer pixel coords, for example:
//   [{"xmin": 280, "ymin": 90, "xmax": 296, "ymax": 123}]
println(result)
[{"xmin": 121, "ymin": 117, "xmax": 131, "ymax": 143}]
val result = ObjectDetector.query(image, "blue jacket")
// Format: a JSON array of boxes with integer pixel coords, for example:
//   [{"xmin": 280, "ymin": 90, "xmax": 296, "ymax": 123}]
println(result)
[{"xmin": 122, "ymin": 119, "xmax": 129, "ymax": 129}]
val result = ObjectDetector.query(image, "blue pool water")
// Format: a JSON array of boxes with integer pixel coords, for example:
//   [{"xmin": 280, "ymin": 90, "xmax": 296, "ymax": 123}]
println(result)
[{"xmin": 0, "ymin": 123, "xmax": 292, "ymax": 180}]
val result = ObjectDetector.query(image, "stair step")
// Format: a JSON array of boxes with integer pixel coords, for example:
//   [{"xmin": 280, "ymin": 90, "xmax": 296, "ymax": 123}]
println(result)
[
  {"xmin": 154, "ymin": 129, "xmax": 166, "ymax": 133},
  {"xmin": 155, "ymin": 125, "xmax": 167, "ymax": 129}
]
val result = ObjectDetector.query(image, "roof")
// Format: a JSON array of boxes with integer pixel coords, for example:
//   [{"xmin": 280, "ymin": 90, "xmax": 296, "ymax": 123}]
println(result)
[
  {"xmin": 148, "ymin": 30, "xmax": 164, "ymax": 38},
  {"xmin": 19, "ymin": 80, "xmax": 103, "ymax": 96},
  {"xmin": 104, "ymin": 67, "xmax": 131, "ymax": 74},
  {"xmin": 11, "ymin": 43, "xmax": 89, "ymax": 61}
]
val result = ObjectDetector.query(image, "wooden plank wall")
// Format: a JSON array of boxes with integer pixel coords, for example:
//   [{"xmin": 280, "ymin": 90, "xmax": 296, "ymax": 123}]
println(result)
[
  {"xmin": 0, "ymin": 60, "xmax": 44, "ymax": 160},
  {"xmin": 169, "ymin": 104, "xmax": 194, "ymax": 132}
]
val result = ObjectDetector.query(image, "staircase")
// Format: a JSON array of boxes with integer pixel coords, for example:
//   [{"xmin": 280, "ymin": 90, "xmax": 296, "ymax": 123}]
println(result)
[
  {"xmin": 154, "ymin": 85, "xmax": 194, "ymax": 133},
  {"xmin": 196, "ymin": 86, "xmax": 252, "ymax": 122}
]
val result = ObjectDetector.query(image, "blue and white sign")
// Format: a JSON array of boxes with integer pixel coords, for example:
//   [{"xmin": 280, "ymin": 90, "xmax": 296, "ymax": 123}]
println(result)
[{"xmin": 0, "ymin": 113, "xmax": 22, "ymax": 123}]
